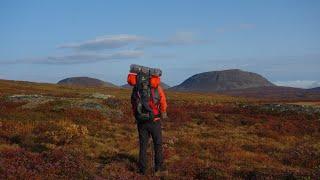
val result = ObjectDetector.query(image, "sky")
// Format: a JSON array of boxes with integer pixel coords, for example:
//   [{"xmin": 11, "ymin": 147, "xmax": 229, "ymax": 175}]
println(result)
[{"xmin": 0, "ymin": 0, "xmax": 319, "ymax": 88}]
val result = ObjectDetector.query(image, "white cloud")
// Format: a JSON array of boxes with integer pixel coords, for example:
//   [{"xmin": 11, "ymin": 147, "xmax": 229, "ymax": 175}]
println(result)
[
  {"xmin": 60, "ymin": 32, "xmax": 207, "ymax": 51},
  {"xmin": 1, "ymin": 32, "xmax": 208, "ymax": 65},
  {"xmin": 59, "ymin": 34, "xmax": 144, "ymax": 51},
  {"xmin": 274, "ymin": 80, "xmax": 320, "ymax": 89},
  {"xmin": 0, "ymin": 50, "xmax": 144, "ymax": 64}
]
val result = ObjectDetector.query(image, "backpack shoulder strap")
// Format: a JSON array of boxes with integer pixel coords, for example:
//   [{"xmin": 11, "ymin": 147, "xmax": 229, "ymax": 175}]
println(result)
[{"xmin": 151, "ymin": 87, "xmax": 160, "ymax": 104}]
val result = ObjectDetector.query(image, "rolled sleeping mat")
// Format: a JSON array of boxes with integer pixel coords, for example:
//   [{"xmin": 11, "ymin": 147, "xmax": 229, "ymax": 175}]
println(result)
[{"xmin": 130, "ymin": 64, "xmax": 162, "ymax": 77}]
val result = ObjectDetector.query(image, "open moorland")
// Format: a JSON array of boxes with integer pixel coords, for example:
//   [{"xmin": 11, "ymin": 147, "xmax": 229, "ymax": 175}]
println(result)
[{"xmin": 0, "ymin": 79, "xmax": 320, "ymax": 179}]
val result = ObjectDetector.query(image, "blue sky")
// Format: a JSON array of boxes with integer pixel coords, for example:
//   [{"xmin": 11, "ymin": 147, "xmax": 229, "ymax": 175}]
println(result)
[{"xmin": 0, "ymin": 0, "xmax": 319, "ymax": 88}]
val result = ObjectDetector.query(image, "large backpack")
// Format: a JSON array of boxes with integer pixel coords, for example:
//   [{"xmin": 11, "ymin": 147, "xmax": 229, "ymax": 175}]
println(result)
[{"xmin": 128, "ymin": 65, "xmax": 162, "ymax": 122}]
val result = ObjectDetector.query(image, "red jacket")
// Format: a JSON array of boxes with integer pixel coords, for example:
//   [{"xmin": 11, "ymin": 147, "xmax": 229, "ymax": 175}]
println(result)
[{"xmin": 156, "ymin": 86, "xmax": 167, "ymax": 113}]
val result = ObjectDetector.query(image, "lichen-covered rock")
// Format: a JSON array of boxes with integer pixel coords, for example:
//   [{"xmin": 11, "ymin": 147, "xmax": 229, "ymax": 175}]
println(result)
[
  {"xmin": 90, "ymin": 93, "xmax": 115, "ymax": 100},
  {"xmin": 80, "ymin": 102, "xmax": 104, "ymax": 110},
  {"xmin": 238, "ymin": 103, "xmax": 320, "ymax": 118},
  {"xmin": 7, "ymin": 94, "xmax": 55, "ymax": 109},
  {"xmin": 104, "ymin": 97, "xmax": 122, "ymax": 109}
]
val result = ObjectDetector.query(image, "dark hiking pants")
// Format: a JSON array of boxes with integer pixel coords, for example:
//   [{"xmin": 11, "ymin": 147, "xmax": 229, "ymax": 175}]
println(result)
[{"xmin": 137, "ymin": 120, "xmax": 163, "ymax": 173}]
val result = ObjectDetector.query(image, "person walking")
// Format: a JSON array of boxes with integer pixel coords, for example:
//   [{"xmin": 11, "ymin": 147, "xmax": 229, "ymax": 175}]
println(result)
[{"xmin": 127, "ymin": 64, "xmax": 168, "ymax": 175}]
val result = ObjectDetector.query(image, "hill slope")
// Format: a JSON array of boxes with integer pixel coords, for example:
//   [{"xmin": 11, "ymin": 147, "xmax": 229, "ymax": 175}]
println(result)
[
  {"xmin": 220, "ymin": 86, "xmax": 320, "ymax": 100},
  {"xmin": 0, "ymin": 79, "xmax": 320, "ymax": 179},
  {"xmin": 171, "ymin": 69, "xmax": 274, "ymax": 92},
  {"xmin": 57, "ymin": 77, "xmax": 117, "ymax": 88},
  {"xmin": 307, "ymin": 87, "xmax": 320, "ymax": 93}
]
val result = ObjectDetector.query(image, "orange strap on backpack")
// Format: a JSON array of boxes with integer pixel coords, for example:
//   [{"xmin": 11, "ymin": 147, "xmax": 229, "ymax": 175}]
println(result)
[
  {"xmin": 150, "ymin": 75, "xmax": 160, "ymax": 88},
  {"xmin": 127, "ymin": 73, "xmax": 137, "ymax": 86}
]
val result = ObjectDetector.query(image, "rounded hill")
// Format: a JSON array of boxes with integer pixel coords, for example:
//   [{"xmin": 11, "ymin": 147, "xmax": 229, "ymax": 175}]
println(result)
[
  {"xmin": 57, "ymin": 77, "xmax": 117, "ymax": 88},
  {"xmin": 171, "ymin": 69, "xmax": 275, "ymax": 92}
]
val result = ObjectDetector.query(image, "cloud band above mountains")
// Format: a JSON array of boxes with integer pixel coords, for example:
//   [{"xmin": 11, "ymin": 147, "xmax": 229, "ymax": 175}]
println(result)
[
  {"xmin": 0, "ymin": 50, "xmax": 144, "ymax": 64},
  {"xmin": 274, "ymin": 80, "xmax": 320, "ymax": 89},
  {"xmin": 1, "ymin": 32, "xmax": 206, "ymax": 64},
  {"xmin": 41, "ymin": 50, "xmax": 144, "ymax": 64},
  {"xmin": 59, "ymin": 35, "xmax": 145, "ymax": 51},
  {"xmin": 59, "ymin": 32, "xmax": 207, "ymax": 51}
]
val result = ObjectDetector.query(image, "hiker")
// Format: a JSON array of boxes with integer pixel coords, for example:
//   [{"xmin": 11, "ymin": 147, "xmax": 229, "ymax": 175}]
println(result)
[{"xmin": 127, "ymin": 64, "xmax": 168, "ymax": 175}]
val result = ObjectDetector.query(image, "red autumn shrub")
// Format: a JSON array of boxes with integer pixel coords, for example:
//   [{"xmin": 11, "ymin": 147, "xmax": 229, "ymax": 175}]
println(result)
[
  {"xmin": 167, "ymin": 105, "xmax": 192, "ymax": 125},
  {"xmin": 282, "ymin": 141, "xmax": 320, "ymax": 169},
  {"xmin": 0, "ymin": 120, "xmax": 33, "ymax": 144},
  {"xmin": 32, "ymin": 120, "xmax": 88, "ymax": 149},
  {"xmin": 101, "ymin": 162, "xmax": 141, "ymax": 179},
  {"xmin": 168, "ymin": 155, "xmax": 226, "ymax": 179},
  {"xmin": 64, "ymin": 108, "xmax": 106, "ymax": 122},
  {"xmin": 0, "ymin": 147, "xmax": 94, "ymax": 179}
]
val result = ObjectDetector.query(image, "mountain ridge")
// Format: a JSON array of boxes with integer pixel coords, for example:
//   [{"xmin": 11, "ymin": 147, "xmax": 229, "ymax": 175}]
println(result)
[
  {"xmin": 171, "ymin": 69, "xmax": 275, "ymax": 92},
  {"xmin": 57, "ymin": 77, "xmax": 117, "ymax": 88}
]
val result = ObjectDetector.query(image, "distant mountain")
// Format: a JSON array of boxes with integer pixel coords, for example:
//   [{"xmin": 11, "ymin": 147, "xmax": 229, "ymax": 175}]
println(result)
[
  {"xmin": 57, "ymin": 77, "xmax": 117, "ymax": 88},
  {"xmin": 121, "ymin": 82, "xmax": 170, "ymax": 89},
  {"xmin": 171, "ymin": 69, "xmax": 274, "ymax": 92}
]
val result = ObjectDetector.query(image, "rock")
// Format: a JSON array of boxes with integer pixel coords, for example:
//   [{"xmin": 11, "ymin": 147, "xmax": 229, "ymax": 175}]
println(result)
[
  {"xmin": 80, "ymin": 102, "xmax": 104, "ymax": 110},
  {"xmin": 104, "ymin": 98, "xmax": 122, "ymax": 109},
  {"xmin": 8, "ymin": 94, "xmax": 45, "ymax": 101},
  {"xmin": 90, "ymin": 93, "xmax": 115, "ymax": 100},
  {"xmin": 74, "ymin": 99, "xmax": 123, "ymax": 119},
  {"xmin": 239, "ymin": 103, "xmax": 320, "ymax": 117},
  {"xmin": 7, "ymin": 94, "xmax": 55, "ymax": 109},
  {"xmin": 5, "ymin": 93, "xmax": 124, "ymax": 119}
]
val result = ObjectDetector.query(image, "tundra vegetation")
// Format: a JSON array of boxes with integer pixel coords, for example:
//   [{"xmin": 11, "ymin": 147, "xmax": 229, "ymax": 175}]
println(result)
[{"xmin": 0, "ymin": 79, "xmax": 319, "ymax": 179}]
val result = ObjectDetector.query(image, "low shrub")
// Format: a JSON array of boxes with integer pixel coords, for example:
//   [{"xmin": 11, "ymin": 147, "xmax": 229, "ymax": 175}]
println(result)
[
  {"xmin": 32, "ymin": 119, "xmax": 88, "ymax": 149},
  {"xmin": 0, "ymin": 147, "xmax": 94, "ymax": 179}
]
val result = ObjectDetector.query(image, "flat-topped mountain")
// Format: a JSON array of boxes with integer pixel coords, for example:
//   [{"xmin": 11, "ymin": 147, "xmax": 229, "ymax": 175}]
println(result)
[
  {"xmin": 171, "ymin": 69, "xmax": 275, "ymax": 92},
  {"xmin": 57, "ymin": 77, "xmax": 117, "ymax": 88}
]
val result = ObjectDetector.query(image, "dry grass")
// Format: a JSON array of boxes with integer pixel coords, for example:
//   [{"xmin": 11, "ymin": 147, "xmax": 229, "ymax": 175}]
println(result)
[{"xmin": 0, "ymin": 79, "xmax": 319, "ymax": 179}]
